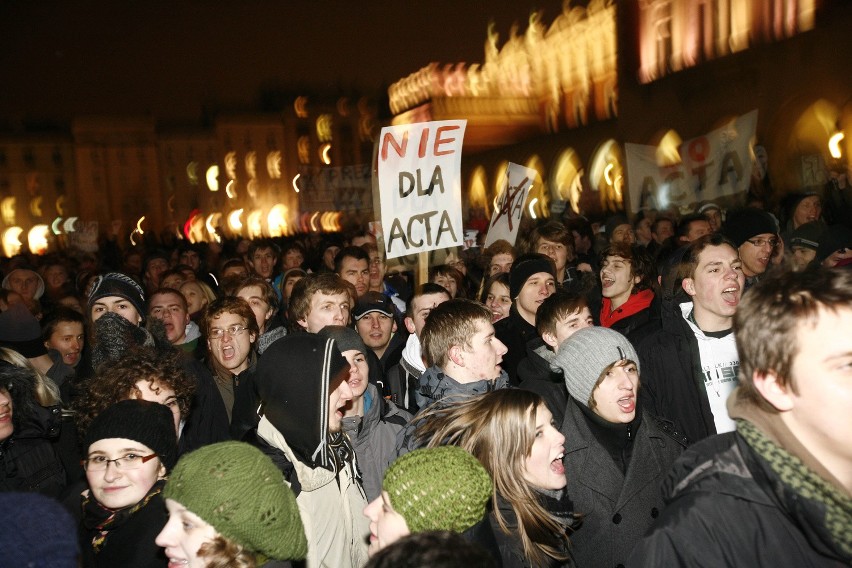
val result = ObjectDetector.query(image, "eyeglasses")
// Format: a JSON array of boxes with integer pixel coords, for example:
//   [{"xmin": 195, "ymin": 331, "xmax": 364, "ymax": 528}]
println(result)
[
  {"xmin": 746, "ymin": 238, "xmax": 779, "ymax": 249},
  {"xmin": 82, "ymin": 453, "xmax": 158, "ymax": 471},
  {"xmin": 208, "ymin": 325, "xmax": 248, "ymax": 339}
]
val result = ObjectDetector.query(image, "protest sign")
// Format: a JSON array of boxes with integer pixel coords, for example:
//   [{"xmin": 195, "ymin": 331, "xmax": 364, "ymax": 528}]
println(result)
[
  {"xmin": 377, "ymin": 120, "xmax": 466, "ymax": 260},
  {"xmin": 484, "ymin": 162, "xmax": 536, "ymax": 247},
  {"xmin": 625, "ymin": 110, "xmax": 758, "ymax": 213}
]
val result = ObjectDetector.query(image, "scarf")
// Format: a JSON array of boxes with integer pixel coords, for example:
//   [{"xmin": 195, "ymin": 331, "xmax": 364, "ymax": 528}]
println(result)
[
  {"xmin": 600, "ymin": 289, "xmax": 654, "ymax": 328},
  {"xmin": 82, "ymin": 479, "xmax": 165, "ymax": 553},
  {"xmin": 730, "ymin": 391, "xmax": 852, "ymax": 561}
]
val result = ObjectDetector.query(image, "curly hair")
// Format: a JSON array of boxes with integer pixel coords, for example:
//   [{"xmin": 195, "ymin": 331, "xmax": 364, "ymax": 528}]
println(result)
[
  {"xmin": 198, "ymin": 535, "xmax": 257, "ymax": 568},
  {"xmin": 73, "ymin": 346, "xmax": 195, "ymax": 440}
]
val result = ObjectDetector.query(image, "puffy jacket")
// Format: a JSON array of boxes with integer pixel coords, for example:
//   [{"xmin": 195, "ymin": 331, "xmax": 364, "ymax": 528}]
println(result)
[
  {"xmin": 342, "ymin": 384, "xmax": 411, "ymax": 501},
  {"xmin": 627, "ymin": 430, "xmax": 851, "ymax": 567},
  {"xmin": 0, "ymin": 404, "xmax": 66, "ymax": 497}
]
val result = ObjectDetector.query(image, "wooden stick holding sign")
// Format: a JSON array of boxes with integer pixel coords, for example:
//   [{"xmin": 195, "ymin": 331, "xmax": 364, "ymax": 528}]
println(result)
[
  {"xmin": 484, "ymin": 162, "xmax": 538, "ymax": 247},
  {"xmin": 377, "ymin": 120, "xmax": 467, "ymax": 264}
]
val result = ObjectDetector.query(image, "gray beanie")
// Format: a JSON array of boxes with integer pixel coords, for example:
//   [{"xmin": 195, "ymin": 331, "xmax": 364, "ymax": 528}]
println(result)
[{"xmin": 549, "ymin": 327, "xmax": 639, "ymax": 408}]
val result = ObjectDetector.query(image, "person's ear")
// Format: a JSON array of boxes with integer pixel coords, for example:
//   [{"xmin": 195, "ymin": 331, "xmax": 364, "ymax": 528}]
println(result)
[
  {"xmin": 158, "ymin": 463, "xmax": 167, "ymax": 480},
  {"xmin": 682, "ymin": 277, "xmax": 696, "ymax": 297},
  {"xmin": 392, "ymin": 319, "xmax": 398, "ymax": 333},
  {"xmin": 297, "ymin": 317, "xmax": 309, "ymax": 331},
  {"xmin": 542, "ymin": 332, "xmax": 559, "ymax": 350},
  {"xmin": 448, "ymin": 345, "xmax": 465, "ymax": 367},
  {"xmin": 752, "ymin": 369, "xmax": 794, "ymax": 412},
  {"xmin": 404, "ymin": 317, "xmax": 416, "ymax": 335}
]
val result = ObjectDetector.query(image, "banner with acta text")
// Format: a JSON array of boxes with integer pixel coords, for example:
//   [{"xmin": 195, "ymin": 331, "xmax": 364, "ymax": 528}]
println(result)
[
  {"xmin": 484, "ymin": 162, "xmax": 537, "ymax": 247},
  {"xmin": 625, "ymin": 110, "xmax": 758, "ymax": 213},
  {"xmin": 378, "ymin": 120, "xmax": 466, "ymax": 260}
]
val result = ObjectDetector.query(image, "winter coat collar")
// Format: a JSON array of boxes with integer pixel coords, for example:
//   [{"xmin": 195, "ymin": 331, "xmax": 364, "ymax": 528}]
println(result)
[
  {"xmin": 414, "ymin": 366, "xmax": 509, "ymax": 409},
  {"xmin": 600, "ymin": 289, "xmax": 654, "ymax": 328}
]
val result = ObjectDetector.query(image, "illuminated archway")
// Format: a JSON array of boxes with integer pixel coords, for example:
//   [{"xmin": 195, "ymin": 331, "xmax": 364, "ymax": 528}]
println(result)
[{"xmin": 589, "ymin": 139, "xmax": 624, "ymax": 212}]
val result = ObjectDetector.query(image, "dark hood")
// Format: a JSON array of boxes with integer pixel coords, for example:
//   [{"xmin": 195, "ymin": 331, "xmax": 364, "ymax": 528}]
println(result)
[{"xmin": 255, "ymin": 334, "xmax": 349, "ymax": 469}]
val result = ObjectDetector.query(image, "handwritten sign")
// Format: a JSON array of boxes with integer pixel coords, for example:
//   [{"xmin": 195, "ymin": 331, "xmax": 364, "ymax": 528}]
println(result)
[
  {"xmin": 484, "ymin": 162, "xmax": 536, "ymax": 247},
  {"xmin": 378, "ymin": 120, "xmax": 466, "ymax": 260}
]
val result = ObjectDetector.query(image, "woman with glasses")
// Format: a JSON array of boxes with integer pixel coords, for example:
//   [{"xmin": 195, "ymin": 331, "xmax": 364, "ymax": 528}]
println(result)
[
  {"xmin": 79, "ymin": 399, "xmax": 177, "ymax": 567},
  {"xmin": 203, "ymin": 296, "xmax": 260, "ymax": 440}
]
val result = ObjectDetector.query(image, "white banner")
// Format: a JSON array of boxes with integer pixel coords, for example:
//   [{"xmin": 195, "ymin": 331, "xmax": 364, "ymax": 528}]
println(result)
[
  {"xmin": 378, "ymin": 120, "xmax": 466, "ymax": 260},
  {"xmin": 625, "ymin": 110, "xmax": 758, "ymax": 213},
  {"xmin": 484, "ymin": 162, "xmax": 536, "ymax": 247}
]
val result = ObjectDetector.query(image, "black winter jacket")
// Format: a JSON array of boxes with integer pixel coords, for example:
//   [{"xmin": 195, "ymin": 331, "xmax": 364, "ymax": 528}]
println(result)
[
  {"xmin": 516, "ymin": 338, "xmax": 567, "ymax": 426},
  {"xmin": 627, "ymin": 431, "xmax": 852, "ymax": 567},
  {"xmin": 489, "ymin": 494, "xmax": 575, "ymax": 568},
  {"xmin": 0, "ymin": 404, "xmax": 66, "ymax": 497},
  {"xmin": 494, "ymin": 306, "xmax": 538, "ymax": 386},
  {"xmin": 636, "ymin": 299, "xmax": 715, "ymax": 444}
]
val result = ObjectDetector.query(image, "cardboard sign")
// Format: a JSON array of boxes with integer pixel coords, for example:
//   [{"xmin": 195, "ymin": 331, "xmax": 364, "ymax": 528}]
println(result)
[
  {"xmin": 484, "ymin": 162, "xmax": 536, "ymax": 247},
  {"xmin": 377, "ymin": 120, "xmax": 466, "ymax": 259},
  {"xmin": 625, "ymin": 110, "xmax": 758, "ymax": 213}
]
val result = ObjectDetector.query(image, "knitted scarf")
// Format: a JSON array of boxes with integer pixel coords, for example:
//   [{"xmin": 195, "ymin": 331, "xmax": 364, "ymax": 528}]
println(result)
[
  {"xmin": 736, "ymin": 419, "xmax": 852, "ymax": 561},
  {"xmin": 82, "ymin": 479, "xmax": 165, "ymax": 553}
]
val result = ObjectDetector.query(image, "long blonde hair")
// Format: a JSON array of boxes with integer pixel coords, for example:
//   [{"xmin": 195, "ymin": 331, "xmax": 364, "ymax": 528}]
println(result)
[
  {"xmin": 0, "ymin": 347, "xmax": 61, "ymax": 406},
  {"xmin": 412, "ymin": 390, "xmax": 571, "ymax": 566}
]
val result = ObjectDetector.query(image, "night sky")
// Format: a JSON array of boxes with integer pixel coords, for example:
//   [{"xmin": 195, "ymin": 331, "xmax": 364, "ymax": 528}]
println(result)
[{"xmin": 1, "ymin": 1, "xmax": 561, "ymax": 125}]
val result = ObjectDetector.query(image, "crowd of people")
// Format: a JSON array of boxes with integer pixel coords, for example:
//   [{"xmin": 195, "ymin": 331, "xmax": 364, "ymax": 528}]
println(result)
[{"xmin": 0, "ymin": 194, "xmax": 850, "ymax": 567}]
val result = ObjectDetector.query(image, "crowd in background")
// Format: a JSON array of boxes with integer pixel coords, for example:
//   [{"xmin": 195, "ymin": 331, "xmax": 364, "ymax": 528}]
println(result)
[{"xmin": 0, "ymin": 190, "xmax": 850, "ymax": 567}]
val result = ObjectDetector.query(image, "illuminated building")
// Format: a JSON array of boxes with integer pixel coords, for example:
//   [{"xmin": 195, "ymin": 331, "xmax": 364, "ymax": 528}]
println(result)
[{"xmin": 390, "ymin": 0, "xmax": 850, "ymax": 220}]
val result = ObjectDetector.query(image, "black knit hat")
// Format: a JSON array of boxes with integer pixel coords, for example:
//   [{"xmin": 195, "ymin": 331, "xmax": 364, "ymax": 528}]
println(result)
[
  {"xmin": 87, "ymin": 272, "xmax": 146, "ymax": 317},
  {"xmin": 723, "ymin": 208, "xmax": 778, "ymax": 248},
  {"xmin": 790, "ymin": 221, "xmax": 826, "ymax": 251},
  {"xmin": 84, "ymin": 399, "xmax": 178, "ymax": 471},
  {"xmin": 317, "ymin": 325, "xmax": 367, "ymax": 355},
  {"xmin": 0, "ymin": 303, "xmax": 48, "ymax": 358},
  {"xmin": 816, "ymin": 224, "xmax": 852, "ymax": 263},
  {"xmin": 509, "ymin": 253, "xmax": 556, "ymax": 299}
]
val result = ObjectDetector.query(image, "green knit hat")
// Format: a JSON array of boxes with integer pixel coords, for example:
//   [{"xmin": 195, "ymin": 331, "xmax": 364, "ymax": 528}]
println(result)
[
  {"xmin": 383, "ymin": 446, "xmax": 492, "ymax": 534},
  {"xmin": 164, "ymin": 441, "xmax": 307, "ymax": 562}
]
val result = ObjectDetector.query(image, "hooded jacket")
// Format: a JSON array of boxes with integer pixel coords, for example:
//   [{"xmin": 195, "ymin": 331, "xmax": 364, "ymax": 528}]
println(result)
[
  {"xmin": 395, "ymin": 365, "xmax": 510, "ymax": 457},
  {"xmin": 627, "ymin": 393, "xmax": 852, "ymax": 566},
  {"xmin": 385, "ymin": 334, "xmax": 425, "ymax": 412},
  {"xmin": 254, "ymin": 335, "xmax": 370, "ymax": 568},
  {"xmin": 341, "ymin": 383, "xmax": 411, "ymax": 501}
]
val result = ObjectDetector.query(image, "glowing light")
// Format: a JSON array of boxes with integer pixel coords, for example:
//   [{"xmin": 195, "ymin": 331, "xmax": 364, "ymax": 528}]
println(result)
[
  {"xmin": 2, "ymin": 227, "xmax": 23, "ymax": 257},
  {"xmin": 337, "ymin": 97, "xmax": 350, "ymax": 117},
  {"xmin": 55, "ymin": 195, "xmax": 65, "ymax": 216},
  {"xmin": 528, "ymin": 198, "xmax": 539, "ymax": 219},
  {"xmin": 205, "ymin": 213, "xmax": 222, "ymax": 243},
  {"xmin": 297, "ymin": 136, "xmax": 310, "ymax": 165},
  {"xmin": 224, "ymin": 152, "xmax": 237, "ymax": 180},
  {"xmin": 247, "ymin": 209, "xmax": 263, "ymax": 239},
  {"xmin": 206, "ymin": 165, "xmax": 220, "ymax": 191},
  {"xmin": 309, "ymin": 211, "xmax": 320, "ymax": 232},
  {"xmin": 167, "ymin": 195, "xmax": 176, "ymax": 214},
  {"xmin": 316, "ymin": 114, "xmax": 333, "ymax": 142},
  {"xmin": 228, "ymin": 209, "xmax": 244, "ymax": 232},
  {"xmin": 225, "ymin": 180, "xmax": 236, "ymax": 199},
  {"xmin": 186, "ymin": 162, "xmax": 199, "ymax": 185},
  {"xmin": 130, "ymin": 230, "xmax": 140, "ymax": 246},
  {"xmin": 1, "ymin": 197, "xmax": 16, "ymax": 226},
  {"xmin": 292, "ymin": 174, "xmax": 301, "ymax": 193},
  {"xmin": 656, "ymin": 131, "xmax": 683, "ymax": 166},
  {"xmin": 294, "ymin": 96, "xmax": 309, "ymax": 118},
  {"xmin": 63, "ymin": 217, "xmax": 78, "ymax": 233},
  {"xmin": 29, "ymin": 196, "xmax": 43, "ymax": 218},
  {"xmin": 268, "ymin": 204, "xmax": 289, "ymax": 238},
  {"xmin": 320, "ymin": 143, "xmax": 331, "ymax": 165},
  {"xmin": 136, "ymin": 216, "xmax": 146, "ymax": 235},
  {"xmin": 26, "ymin": 225, "xmax": 49, "ymax": 255},
  {"xmin": 603, "ymin": 163, "xmax": 614, "ymax": 186},
  {"xmin": 245, "ymin": 151, "xmax": 257, "ymax": 179},
  {"xmin": 267, "ymin": 151, "xmax": 282, "ymax": 179},
  {"xmin": 829, "ymin": 132, "xmax": 845, "ymax": 159},
  {"xmin": 247, "ymin": 180, "xmax": 258, "ymax": 199},
  {"xmin": 51, "ymin": 217, "xmax": 63, "ymax": 235},
  {"xmin": 183, "ymin": 210, "xmax": 204, "ymax": 243}
]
